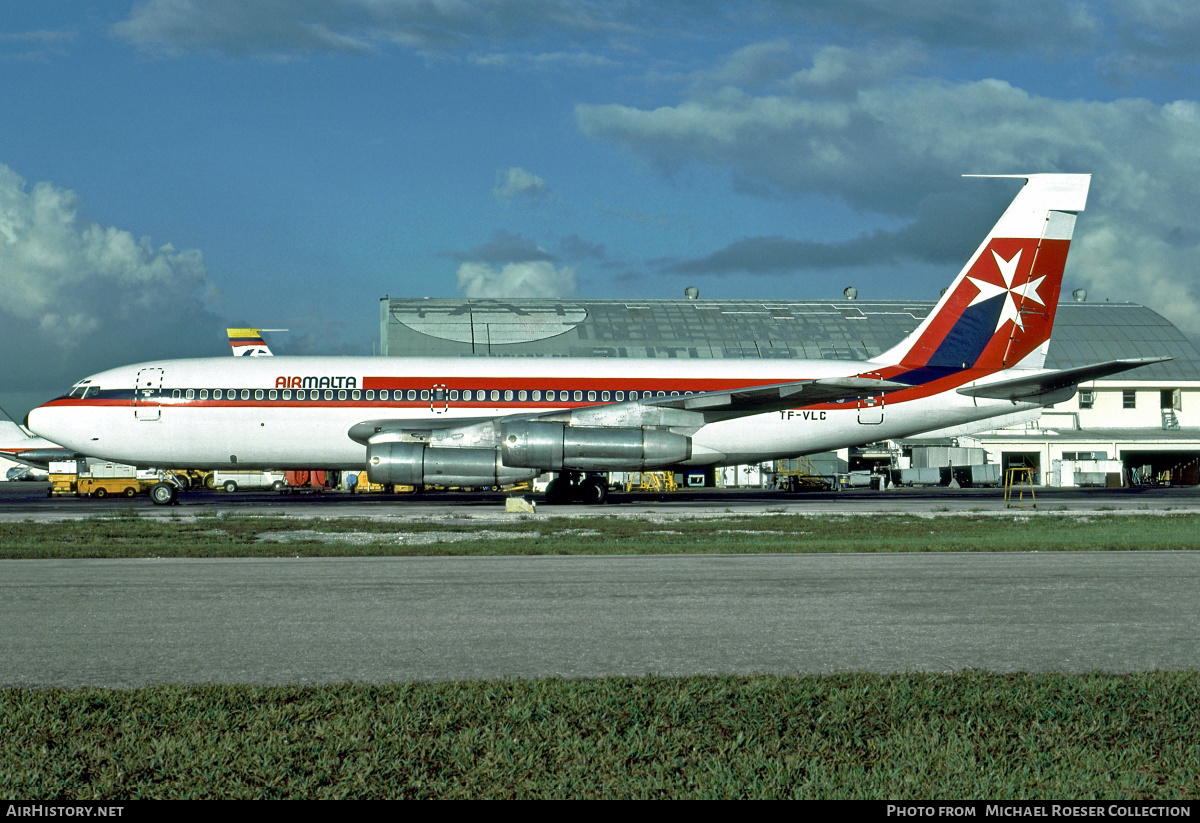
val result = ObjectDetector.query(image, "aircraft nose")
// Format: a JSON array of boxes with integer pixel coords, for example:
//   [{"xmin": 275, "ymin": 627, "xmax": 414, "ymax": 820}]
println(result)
[{"xmin": 25, "ymin": 405, "xmax": 55, "ymax": 440}]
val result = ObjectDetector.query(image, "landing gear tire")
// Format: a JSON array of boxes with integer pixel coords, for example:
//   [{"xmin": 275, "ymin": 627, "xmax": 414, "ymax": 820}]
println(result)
[
  {"xmin": 544, "ymin": 477, "xmax": 574, "ymax": 505},
  {"xmin": 578, "ymin": 477, "xmax": 609, "ymax": 505},
  {"xmin": 149, "ymin": 482, "xmax": 178, "ymax": 506}
]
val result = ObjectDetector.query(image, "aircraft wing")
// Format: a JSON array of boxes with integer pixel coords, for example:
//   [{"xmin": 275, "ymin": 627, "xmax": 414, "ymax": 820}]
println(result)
[
  {"xmin": 956, "ymin": 358, "xmax": 1171, "ymax": 401},
  {"xmin": 635, "ymin": 376, "xmax": 910, "ymax": 414},
  {"xmin": 0, "ymin": 421, "xmax": 76, "ymax": 466},
  {"xmin": 348, "ymin": 416, "xmax": 516, "ymax": 445},
  {"xmin": 348, "ymin": 377, "xmax": 909, "ymax": 446}
]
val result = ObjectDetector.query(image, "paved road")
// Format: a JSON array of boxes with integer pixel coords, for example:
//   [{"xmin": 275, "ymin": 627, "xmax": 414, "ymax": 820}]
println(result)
[{"xmin": 3, "ymin": 552, "xmax": 1198, "ymax": 687}]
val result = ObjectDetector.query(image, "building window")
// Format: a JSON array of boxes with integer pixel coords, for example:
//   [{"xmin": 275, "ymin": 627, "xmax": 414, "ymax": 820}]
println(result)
[
  {"xmin": 1079, "ymin": 390, "xmax": 1094, "ymax": 409},
  {"xmin": 1123, "ymin": 390, "xmax": 1136, "ymax": 409}
]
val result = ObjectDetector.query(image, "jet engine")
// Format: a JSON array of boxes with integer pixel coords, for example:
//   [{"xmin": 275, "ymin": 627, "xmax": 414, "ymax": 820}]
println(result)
[
  {"xmin": 367, "ymin": 442, "xmax": 537, "ymax": 487},
  {"xmin": 500, "ymin": 421, "xmax": 690, "ymax": 471}
]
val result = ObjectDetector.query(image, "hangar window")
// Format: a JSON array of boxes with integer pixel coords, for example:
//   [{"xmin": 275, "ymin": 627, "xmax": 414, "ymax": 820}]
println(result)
[
  {"xmin": 1123, "ymin": 390, "xmax": 1137, "ymax": 409},
  {"xmin": 1079, "ymin": 390, "xmax": 1094, "ymax": 409}
]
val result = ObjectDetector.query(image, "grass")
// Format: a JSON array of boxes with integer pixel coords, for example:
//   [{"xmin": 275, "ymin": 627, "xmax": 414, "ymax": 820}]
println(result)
[
  {"xmin": 3, "ymin": 512, "xmax": 1200, "ymax": 558},
  {"xmin": 4, "ymin": 672, "xmax": 1197, "ymax": 799}
]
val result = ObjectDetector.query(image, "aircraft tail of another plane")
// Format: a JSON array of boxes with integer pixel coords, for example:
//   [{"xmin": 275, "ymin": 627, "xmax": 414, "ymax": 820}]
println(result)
[
  {"xmin": 227, "ymin": 328, "xmax": 275, "ymax": 357},
  {"xmin": 875, "ymin": 174, "xmax": 1090, "ymax": 377}
]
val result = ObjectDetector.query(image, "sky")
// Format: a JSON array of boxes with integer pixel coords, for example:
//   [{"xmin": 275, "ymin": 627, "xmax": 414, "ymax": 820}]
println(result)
[{"xmin": 2, "ymin": 1, "xmax": 1200, "ymax": 419}]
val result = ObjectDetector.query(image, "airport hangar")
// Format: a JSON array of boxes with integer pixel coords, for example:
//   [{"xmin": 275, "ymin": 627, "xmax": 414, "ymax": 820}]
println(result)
[{"xmin": 379, "ymin": 294, "xmax": 1200, "ymax": 488}]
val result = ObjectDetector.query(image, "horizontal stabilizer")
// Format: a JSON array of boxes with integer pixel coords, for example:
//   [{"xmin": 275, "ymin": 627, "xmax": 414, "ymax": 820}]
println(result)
[{"xmin": 956, "ymin": 358, "xmax": 1171, "ymax": 400}]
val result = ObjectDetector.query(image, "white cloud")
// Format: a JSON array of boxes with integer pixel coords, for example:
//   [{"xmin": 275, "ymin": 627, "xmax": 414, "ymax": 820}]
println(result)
[
  {"xmin": 112, "ymin": 0, "xmax": 640, "ymax": 58},
  {"xmin": 577, "ymin": 43, "xmax": 1200, "ymax": 334},
  {"xmin": 0, "ymin": 163, "xmax": 221, "ymax": 414},
  {"xmin": 456, "ymin": 260, "xmax": 576, "ymax": 298},
  {"xmin": 493, "ymin": 167, "xmax": 549, "ymax": 203}
]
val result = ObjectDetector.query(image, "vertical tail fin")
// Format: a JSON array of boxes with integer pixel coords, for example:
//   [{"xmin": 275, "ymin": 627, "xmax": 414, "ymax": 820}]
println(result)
[
  {"xmin": 227, "ymin": 328, "xmax": 281, "ymax": 357},
  {"xmin": 876, "ymin": 174, "xmax": 1090, "ymax": 375}
]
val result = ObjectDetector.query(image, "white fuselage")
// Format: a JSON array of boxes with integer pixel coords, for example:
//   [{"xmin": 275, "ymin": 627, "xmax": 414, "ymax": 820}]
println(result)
[{"xmin": 27, "ymin": 355, "xmax": 1034, "ymax": 471}]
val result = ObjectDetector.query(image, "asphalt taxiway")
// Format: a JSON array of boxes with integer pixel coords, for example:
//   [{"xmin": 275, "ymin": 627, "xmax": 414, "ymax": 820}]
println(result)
[{"xmin": 4, "ymin": 551, "xmax": 1198, "ymax": 687}]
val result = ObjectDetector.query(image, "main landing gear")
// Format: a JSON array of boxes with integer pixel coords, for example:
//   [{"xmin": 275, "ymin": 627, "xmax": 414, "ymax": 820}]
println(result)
[
  {"xmin": 148, "ymin": 481, "xmax": 179, "ymax": 506},
  {"xmin": 544, "ymin": 472, "xmax": 609, "ymax": 505}
]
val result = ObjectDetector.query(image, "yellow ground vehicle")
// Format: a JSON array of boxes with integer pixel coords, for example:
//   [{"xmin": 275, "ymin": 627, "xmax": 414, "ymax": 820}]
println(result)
[{"xmin": 75, "ymin": 475, "xmax": 146, "ymax": 498}]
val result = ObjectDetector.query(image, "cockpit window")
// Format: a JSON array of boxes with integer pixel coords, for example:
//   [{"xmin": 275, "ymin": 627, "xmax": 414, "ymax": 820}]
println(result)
[{"xmin": 67, "ymin": 381, "xmax": 92, "ymax": 399}]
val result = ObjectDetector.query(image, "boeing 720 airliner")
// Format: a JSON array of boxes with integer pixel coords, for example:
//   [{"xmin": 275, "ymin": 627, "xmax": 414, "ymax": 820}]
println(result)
[{"xmin": 27, "ymin": 174, "xmax": 1164, "ymax": 504}]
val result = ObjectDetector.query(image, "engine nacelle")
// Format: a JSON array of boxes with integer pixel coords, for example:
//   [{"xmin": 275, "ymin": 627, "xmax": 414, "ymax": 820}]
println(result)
[
  {"xmin": 367, "ymin": 442, "xmax": 537, "ymax": 487},
  {"xmin": 501, "ymin": 421, "xmax": 691, "ymax": 471}
]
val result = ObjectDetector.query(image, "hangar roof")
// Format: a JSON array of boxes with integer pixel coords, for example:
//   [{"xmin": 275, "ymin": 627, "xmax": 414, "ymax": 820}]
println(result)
[{"xmin": 379, "ymin": 298, "xmax": 1200, "ymax": 382}]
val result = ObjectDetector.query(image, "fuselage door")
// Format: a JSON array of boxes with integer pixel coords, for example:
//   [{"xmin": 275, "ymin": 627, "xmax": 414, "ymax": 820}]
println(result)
[
  {"xmin": 857, "ymin": 372, "xmax": 885, "ymax": 425},
  {"xmin": 431, "ymin": 383, "xmax": 448, "ymax": 414},
  {"xmin": 134, "ymin": 368, "xmax": 164, "ymax": 421}
]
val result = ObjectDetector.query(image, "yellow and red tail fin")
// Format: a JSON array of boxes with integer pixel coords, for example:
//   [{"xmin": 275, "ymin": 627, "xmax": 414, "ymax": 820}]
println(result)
[{"xmin": 227, "ymin": 328, "xmax": 278, "ymax": 357}]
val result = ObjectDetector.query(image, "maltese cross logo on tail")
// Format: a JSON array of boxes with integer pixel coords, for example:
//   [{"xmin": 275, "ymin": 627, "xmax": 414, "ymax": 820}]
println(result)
[{"xmin": 966, "ymin": 249, "xmax": 1044, "ymax": 332}]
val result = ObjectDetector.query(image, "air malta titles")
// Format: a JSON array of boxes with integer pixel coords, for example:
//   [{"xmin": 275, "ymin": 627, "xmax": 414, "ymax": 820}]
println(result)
[{"xmin": 275, "ymin": 375, "xmax": 358, "ymax": 389}]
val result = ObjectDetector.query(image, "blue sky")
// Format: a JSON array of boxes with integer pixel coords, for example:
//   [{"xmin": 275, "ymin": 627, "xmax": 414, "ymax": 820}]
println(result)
[{"xmin": 2, "ymin": 1, "xmax": 1200, "ymax": 418}]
